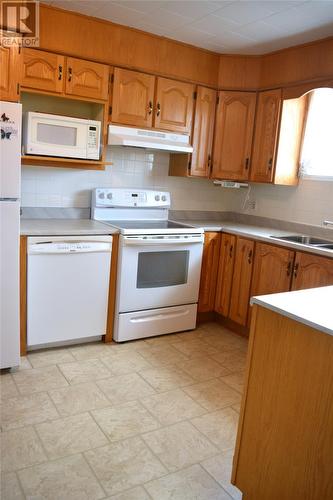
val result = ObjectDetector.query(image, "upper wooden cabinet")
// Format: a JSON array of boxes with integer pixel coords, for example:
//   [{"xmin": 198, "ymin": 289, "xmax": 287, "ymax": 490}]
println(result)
[
  {"xmin": 65, "ymin": 57, "xmax": 109, "ymax": 100},
  {"xmin": 190, "ymin": 86, "xmax": 217, "ymax": 177},
  {"xmin": 198, "ymin": 232, "xmax": 221, "ymax": 313},
  {"xmin": 154, "ymin": 77, "xmax": 195, "ymax": 133},
  {"xmin": 291, "ymin": 252, "xmax": 333, "ymax": 291},
  {"xmin": 169, "ymin": 86, "xmax": 216, "ymax": 178},
  {"xmin": 229, "ymin": 238, "xmax": 255, "ymax": 326},
  {"xmin": 22, "ymin": 49, "xmax": 65, "ymax": 93},
  {"xmin": 21, "ymin": 49, "xmax": 109, "ymax": 100},
  {"xmin": 250, "ymin": 89, "xmax": 282, "ymax": 183},
  {"xmin": 212, "ymin": 91, "xmax": 256, "ymax": 181},
  {"xmin": 0, "ymin": 46, "xmax": 21, "ymax": 102},
  {"xmin": 215, "ymin": 233, "xmax": 236, "ymax": 317},
  {"xmin": 111, "ymin": 68, "xmax": 155, "ymax": 128}
]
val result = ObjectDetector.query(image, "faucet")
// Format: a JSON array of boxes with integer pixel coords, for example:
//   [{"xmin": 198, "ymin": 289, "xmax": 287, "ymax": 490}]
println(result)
[{"xmin": 323, "ymin": 220, "xmax": 333, "ymax": 228}]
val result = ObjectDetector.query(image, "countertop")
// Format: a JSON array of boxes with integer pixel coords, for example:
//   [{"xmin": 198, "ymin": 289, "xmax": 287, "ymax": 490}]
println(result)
[
  {"xmin": 251, "ymin": 285, "xmax": 333, "ymax": 336},
  {"xmin": 20, "ymin": 219, "xmax": 119, "ymax": 236},
  {"xmin": 174, "ymin": 219, "xmax": 333, "ymax": 258}
]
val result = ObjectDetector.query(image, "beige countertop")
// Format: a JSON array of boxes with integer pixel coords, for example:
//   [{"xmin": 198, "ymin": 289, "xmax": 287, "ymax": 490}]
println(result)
[
  {"xmin": 251, "ymin": 285, "xmax": 333, "ymax": 336},
  {"xmin": 20, "ymin": 219, "xmax": 119, "ymax": 236},
  {"xmin": 174, "ymin": 219, "xmax": 333, "ymax": 258}
]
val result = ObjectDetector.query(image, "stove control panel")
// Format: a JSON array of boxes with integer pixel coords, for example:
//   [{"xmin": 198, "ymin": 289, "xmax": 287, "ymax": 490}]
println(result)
[{"xmin": 92, "ymin": 188, "xmax": 171, "ymax": 208}]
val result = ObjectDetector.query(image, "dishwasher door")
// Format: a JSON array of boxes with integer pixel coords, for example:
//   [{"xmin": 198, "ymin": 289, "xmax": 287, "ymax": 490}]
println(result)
[{"xmin": 27, "ymin": 235, "xmax": 112, "ymax": 348}]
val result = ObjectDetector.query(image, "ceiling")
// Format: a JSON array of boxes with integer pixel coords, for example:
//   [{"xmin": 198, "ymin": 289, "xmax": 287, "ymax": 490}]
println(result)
[{"xmin": 42, "ymin": 0, "xmax": 333, "ymax": 54}]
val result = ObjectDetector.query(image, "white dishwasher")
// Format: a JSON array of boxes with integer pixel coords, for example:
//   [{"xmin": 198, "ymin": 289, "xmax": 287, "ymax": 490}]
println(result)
[{"xmin": 27, "ymin": 235, "xmax": 112, "ymax": 349}]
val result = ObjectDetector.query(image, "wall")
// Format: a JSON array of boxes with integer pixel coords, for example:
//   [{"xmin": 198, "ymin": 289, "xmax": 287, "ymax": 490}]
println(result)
[
  {"xmin": 237, "ymin": 179, "xmax": 333, "ymax": 226},
  {"xmin": 21, "ymin": 147, "xmax": 237, "ymax": 212}
]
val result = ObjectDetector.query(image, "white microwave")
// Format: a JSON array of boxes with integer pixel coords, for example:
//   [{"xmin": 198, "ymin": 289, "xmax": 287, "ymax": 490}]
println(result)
[{"xmin": 23, "ymin": 112, "xmax": 101, "ymax": 160}]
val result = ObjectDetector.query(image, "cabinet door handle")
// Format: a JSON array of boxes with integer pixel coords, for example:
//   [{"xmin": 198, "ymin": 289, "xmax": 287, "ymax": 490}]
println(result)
[
  {"xmin": 58, "ymin": 65, "xmax": 63, "ymax": 81},
  {"xmin": 248, "ymin": 249, "xmax": 253, "ymax": 264},
  {"xmin": 293, "ymin": 262, "xmax": 299, "ymax": 278},
  {"xmin": 287, "ymin": 261, "xmax": 293, "ymax": 276},
  {"xmin": 156, "ymin": 102, "xmax": 161, "ymax": 117},
  {"xmin": 207, "ymin": 154, "xmax": 212, "ymax": 170},
  {"xmin": 148, "ymin": 101, "xmax": 153, "ymax": 115},
  {"xmin": 229, "ymin": 244, "xmax": 233, "ymax": 259},
  {"xmin": 268, "ymin": 157, "xmax": 273, "ymax": 171},
  {"xmin": 245, "ymin": 157, "xmax": 249, "ymax": 170},
  {"xmin": 68, "ymin": 67, "xmax": 72, "ymax": 82}
]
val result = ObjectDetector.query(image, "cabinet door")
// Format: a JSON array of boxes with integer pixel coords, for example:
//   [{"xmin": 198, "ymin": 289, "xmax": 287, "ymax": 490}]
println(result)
[
  {"xmin": 190, "ymin": 86, "xmax": 217, "ymax": 177},
  {"xmin": 111, "ymin": 68, "xmax": 155, "ymax": 127},
  {"xmin": 198, "ymin": 232, "xmax": 221, "ymax": 313},
  {"xmin": 215, "ymin": 233, "xmax": 236, "ymax": 316},
  {"xmin": 154, "ymin": 77, "xmax": 195, "ymax": 133},
  {"xmin": 212, "ymin": 91, "xmax": 256, "ymax": 181},
  {"xmin": 229, "ymin": 238, "xmax": 254, "ymax": 326},
  {"xmin": 65, "ymin": 57, "xmax": 109, "ymax": 100},
  {"xmin": 250, "ymin": 89, "xmax": 282, "ymax": 183},
  {"xmin": 22, "ymin": 49, "xmax": 64, "ymax": 93},
  {"xmin": 0, "ymin": 46, "xmax": 21, "ymax": 102},
  {"xmin": 291, "ymin": 252, "xmax": 333, "ymax": 291}
]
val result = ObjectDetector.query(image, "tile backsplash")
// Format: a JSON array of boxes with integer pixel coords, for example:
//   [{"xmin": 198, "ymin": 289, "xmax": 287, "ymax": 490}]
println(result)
[
  {"xmin": 21, "ymin": 147, "xmax": 237, "ymax": 212},
  {"xmin": 21, "ymin": 147, "xmax": 333, "ymax": 227}
]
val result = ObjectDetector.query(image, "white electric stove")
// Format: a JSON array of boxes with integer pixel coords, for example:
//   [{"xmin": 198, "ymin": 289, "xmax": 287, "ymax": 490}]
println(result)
[{"xmin": 91, "ymin": 188, "xmax": 204, "ymax": 342}]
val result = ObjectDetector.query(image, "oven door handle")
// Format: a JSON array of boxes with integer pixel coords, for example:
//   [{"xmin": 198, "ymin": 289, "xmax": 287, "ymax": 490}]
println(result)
[{"xmin": 123, "ymin": 236, "xmax": 204, "ymax": 246}]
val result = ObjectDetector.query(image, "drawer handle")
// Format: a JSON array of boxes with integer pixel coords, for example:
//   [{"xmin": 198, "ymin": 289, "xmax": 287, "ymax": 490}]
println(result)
[
  {"xmin": 248, "ymin": 249, "xmax": 253, "ymax": 264},
  {"xmin": 156, "ymin": 102, "xmax": 161, "ymax": 117},
  {"xmin": 229, "ymin": 244, "xmax": 233, "ymax": 258},
  {"xmin": 293, "ymin": 262, "xmax": 299, "ymax": 278},
  {"xmin": 287, "ymin": 261, "xmax": 293, "ymax": 276},
  {"xmin": 68, "ymin": 67, "xmax": 72, "ymax": 82},
  {"xmin": 268, "ymin": 157, "xmax": 273, "ymax": 171},
  {"xmin": 148, "ymin": 101, "xmax": 153, "ymax": 115},
  {"xmin": 245, "ymin": 157, "xmax": 250, "ymax": 170},
  {"xmin": 58, "ymin": 65, "xmax": 62, "ymax": 81}
]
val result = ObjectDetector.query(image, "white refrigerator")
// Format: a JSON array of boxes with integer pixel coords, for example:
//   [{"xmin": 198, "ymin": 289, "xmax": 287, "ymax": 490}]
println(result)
[{"xmin": 0, "ymin": 101, "xmax": 22, "ymax": 369}]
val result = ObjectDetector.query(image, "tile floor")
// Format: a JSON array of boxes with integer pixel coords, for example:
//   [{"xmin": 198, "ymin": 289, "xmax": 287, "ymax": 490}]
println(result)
[{"xmin": 0, "ymin": 322, "xmax": 247, "ymax": 499}]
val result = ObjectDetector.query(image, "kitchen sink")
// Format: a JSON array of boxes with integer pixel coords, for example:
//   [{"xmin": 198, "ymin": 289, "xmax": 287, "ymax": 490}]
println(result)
[{"xmin": 270, "ymin": 235, "xmax": 333, "ymax": 246}]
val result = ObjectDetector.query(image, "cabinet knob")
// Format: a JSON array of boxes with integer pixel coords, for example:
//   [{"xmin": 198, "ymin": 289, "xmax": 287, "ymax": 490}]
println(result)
[
  {"xmin": 248, "ymin": 249, "xmax": 253, "ymax": 264},
  {"xmin": 58, "ymin": 65, "xmax": 63, "ymax": 81},
  {"xmin": 156, "ymin": 102, "xmax": 161, "ymax": 117},
  {"xmin": 148, "ymin": 101, "xmax": 153, "ymax": 115},
  {"xmin": 68, "ymin": 67, "xmax": 72, "ymax": 82}
]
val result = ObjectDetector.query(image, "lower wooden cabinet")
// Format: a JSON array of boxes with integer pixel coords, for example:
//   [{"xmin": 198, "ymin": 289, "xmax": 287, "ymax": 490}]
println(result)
[
  {"xmin": 229, "ymin": 238, "xmax": 254, "ymax": 326},
  {"xmin": 215, "ymin": 233, "xmax": 236, "ymax": 316},
  {"xmin": 291, "ymin": 251, "xmax": 333, "ymax": 291},
  {"xmin": 198, "ymin": 232, "xmax": 221, "ymax": 313}
]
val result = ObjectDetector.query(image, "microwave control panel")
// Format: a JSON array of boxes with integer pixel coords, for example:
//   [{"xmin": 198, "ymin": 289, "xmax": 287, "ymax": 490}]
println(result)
[{"xmin": 87, "ymin": 125, "xmax": 100, "ymax": 159}]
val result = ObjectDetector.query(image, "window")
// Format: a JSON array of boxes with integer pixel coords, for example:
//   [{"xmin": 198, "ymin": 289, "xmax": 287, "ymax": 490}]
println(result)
[{"xmin": 300, "ymin": 88, "xmax": 333, "ymax": 179}]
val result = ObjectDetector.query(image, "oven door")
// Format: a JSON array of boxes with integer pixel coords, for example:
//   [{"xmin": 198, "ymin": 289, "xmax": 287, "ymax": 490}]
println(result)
[{"xmin": 117, "ymin": 234, "xmax": 204, "ymax": 312}]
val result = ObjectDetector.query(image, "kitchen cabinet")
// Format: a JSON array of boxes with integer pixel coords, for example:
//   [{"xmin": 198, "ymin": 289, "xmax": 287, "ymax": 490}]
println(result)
[
  {"xmin": 21, "ymin": 49, "xmax": 109, "ymax": 100},
  {"xmin": 0, "ymin": 46, "xmax": 21, "ymax": 102},
  {"xmin": 215, "ymin": 233, "xmax": 236, "ymax": 316},
  {"xmin": 250, "ymin": 89, "xmax": 282, "ymax": 183},
  {"xmin": 111, "ymin": 67, "xmax": 155, "ymax": 127},
  {"xmin": 229, "ymin": 238, "xmax": 254, "ymax": 326},
  {"xmin": 251, "ymin": 242, "xmax": 294, "ymax": 296},
  {"xmin": 212, "ymin": 91, "xmax": 256, "ymax": 181},
  {"xmin": 169, "ymin": 86, "xmax": 216, "ymax": 178},
  {"xmin": 154, "ymin": 77, "xmax": 195, "ymax": 133},
  {"xmin": 233, "ymin": 303, "xmax": 333, "ymax": 499},
  {"xmin": 291, "ymin": 251, "xmax": 333, "ymax": 291},
  {"xmin": 64, "ymin": 57, "xmax": 109, "ymax": 100},
  {"xmin": 22, "ymin": 48, "xmax": 65, "ymax": 93},
  {"xmin": 198, "ymin": 232, "xmax": 221, "ymax": 313}
]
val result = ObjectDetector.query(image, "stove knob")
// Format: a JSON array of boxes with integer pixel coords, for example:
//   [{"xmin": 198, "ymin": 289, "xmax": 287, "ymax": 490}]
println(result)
[
  {"xmin": 155, "ymin": 195, "xmax": 160, "ymax": 201},
  {"xmin": 98, "ymin": 192, "xmax": 105, "ymax": 199},
  {"xmin": 107, "ymin": 193, "xmax": 113, "ymax": 200},
  {"xmin": 161, "ymin": 195, "xmax": 167, "ymax": 202}
]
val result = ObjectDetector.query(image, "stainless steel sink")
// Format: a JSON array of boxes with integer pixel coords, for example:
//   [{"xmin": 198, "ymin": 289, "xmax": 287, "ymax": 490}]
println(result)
[{"xmin": 270, "ymin": 235, "xmax": 333, "ymax": 246}]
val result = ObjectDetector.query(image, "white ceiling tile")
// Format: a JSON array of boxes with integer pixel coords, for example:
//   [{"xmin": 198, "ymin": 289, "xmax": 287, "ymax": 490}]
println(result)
[
  {"xmin": 141, "ymin": 8, "xmax": 192, "ymax": 30},
  {"xmin": 190, "ymin": 13, "xmax": 240, "ymax": 34},
  {"xmin": 160, "ymin": 1, "xmax": 223, "ymax": 19},
  {"xmin": 51, "ymin": 0, "xmax": 107, "ymax": 16},
  {"xmin": 111, "ymin": 1, "xmax": 164, "ymax": 14},
  {"xmin": 211, "ymin": 1, "xmax": 282, "ymax": 26}
]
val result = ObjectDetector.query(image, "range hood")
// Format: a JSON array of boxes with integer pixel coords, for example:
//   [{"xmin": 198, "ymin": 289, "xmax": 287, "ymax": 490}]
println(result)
[{"xmin": 108, "ymin": 124, "xmax": 193, "ymax": 153}]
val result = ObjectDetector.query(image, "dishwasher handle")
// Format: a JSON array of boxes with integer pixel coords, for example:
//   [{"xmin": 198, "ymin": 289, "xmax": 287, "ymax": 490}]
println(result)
[{"xmin": 28, "ymin": 241, "xmax": 112, "ymax": 255}]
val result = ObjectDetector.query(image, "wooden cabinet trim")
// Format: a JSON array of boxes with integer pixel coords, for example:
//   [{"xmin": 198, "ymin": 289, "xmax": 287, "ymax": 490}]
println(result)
[
  {"xmin": 105, "ymin": 233, "xmax": 119, "ymax": 343},
  {"xmin": 20, "ymin": 236, "xmax": 27, "ymax": 356},
  {"xmin": 198, "ymin": 232, "xmax": 221, "ymax": 313}
]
